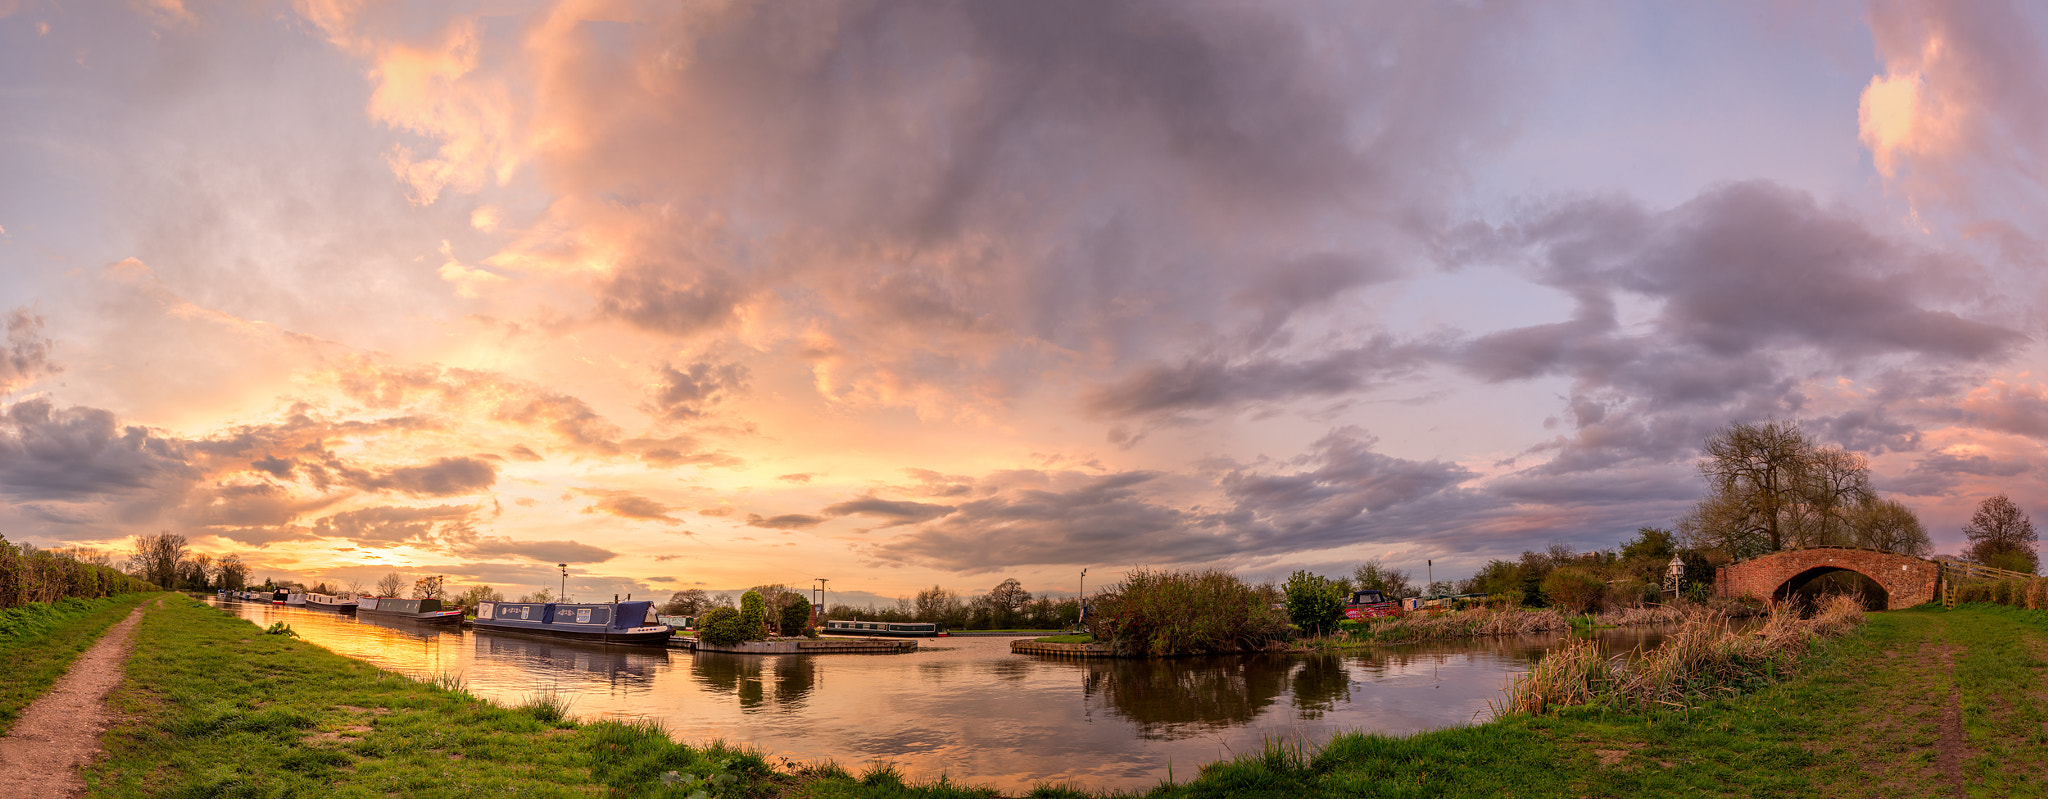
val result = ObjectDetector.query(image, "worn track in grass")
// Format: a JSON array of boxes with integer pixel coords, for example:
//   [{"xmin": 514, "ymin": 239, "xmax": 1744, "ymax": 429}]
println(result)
[{"xmin": 0, "ymin": 600, "xmax": 151, "ymax": 798}]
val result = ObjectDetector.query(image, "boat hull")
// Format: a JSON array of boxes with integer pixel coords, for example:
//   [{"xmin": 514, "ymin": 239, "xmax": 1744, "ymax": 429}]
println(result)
[
  {"xmin": 355, "ymin": 596, "xmax": 464, "ymax": 624},
  {"xmin": 472, "ymin": 620, "xmax": 673, "ymax": 646}
]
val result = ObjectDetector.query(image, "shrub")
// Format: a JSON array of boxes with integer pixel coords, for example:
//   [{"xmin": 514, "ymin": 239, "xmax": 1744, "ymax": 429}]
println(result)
[
  {"xmin": 781, "ymin": 595, "xmax": 813, "ymax": 636},
  {"xmin": 697, "ymin": 607, "xmax": 752, "ymax": 645},
  {"xmin": 1542, "ymin": 567, "xmax": 1606, "ymax": 614},
  {"xmin": 1283, "ymin": 571, "xmax": 1345, "ymax": 636},
  {"xmin": 1083, "ymin": 568, "xmax": 1288, "ymax": 656},
  {"xmin": 739, "ymin": 591, "xmax": 767, "ymax": 638}
]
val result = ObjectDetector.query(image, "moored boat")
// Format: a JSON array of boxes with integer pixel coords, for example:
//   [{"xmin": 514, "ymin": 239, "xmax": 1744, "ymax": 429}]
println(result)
[
  {"xmin": 819, "ymin": 619, "xmax": 947, "ymax": 637},
  {"xmin": 283, "ymin": 592, "xmax": 308, "ymax": 608},
  {"xmin": 304, "ymin": 593, "xmax": 358, "ymax": 613},
  {"xmin": 355, "ymin": 596, "xmax": 464, "ymax": 624},
  {"xmin": 472, "ymin": 600, "xmax": 671, "ymax": 646},
  {"xmin": 270, "ymin": 589, "xmax": 290, "ymax": 605}
]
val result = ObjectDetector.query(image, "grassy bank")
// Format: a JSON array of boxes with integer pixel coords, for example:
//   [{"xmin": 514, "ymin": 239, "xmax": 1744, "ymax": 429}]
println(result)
[
  {"xmin": 82, "ymin": 596, "xmax": 2048, "ymax": 797},
  {"xmin": 0, "ymin": 592, "xmax": 151, "ymax": 734}
]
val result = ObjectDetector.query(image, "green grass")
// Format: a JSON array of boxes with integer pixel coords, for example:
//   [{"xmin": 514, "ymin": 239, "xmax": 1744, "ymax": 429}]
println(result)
[
  {"xmin": 80, "ymin": 596, "xmax": 2048, "ymax": 798},
  {"xmin": 0, "ymin": 593, "xmax": 151, "ymax": 734},
  {"xmin": 1033, "ymin": 634, "xmax": 1094, "ymax": 644}
]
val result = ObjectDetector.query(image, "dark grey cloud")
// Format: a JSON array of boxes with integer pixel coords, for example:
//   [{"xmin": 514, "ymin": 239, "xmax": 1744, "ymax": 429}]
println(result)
[
  {"xmin": 821, "ymin": 496, "xmax": 956, "ymax": 527},
  {"xmin": 1884, "ymin": 451, "xmax": 2033, "ymax": 497},
  {"xmin": 0, "ymin": 399, "xmax": 197, "ymax": 500},
  {"xmin": 1084, "ymin": 336, "xmax": 1447, "ymax": 417},
  {"xmin": 745, "ymin": 513, "xmax": 826, "ymax": 530},
  {"xmin": 863, "ymin": 429, "xmax": 1492, "ymax": 572},
  {"xmin": 338, "ymin": 456, "xmax": 497, "ymax": 497},
  {"xmin": 0, "ymin": 308, "xmax": 58, "ymax": 393},
  {"xmin": 308, "ymin": 504, "xmax": 475, "ymax": 547}
]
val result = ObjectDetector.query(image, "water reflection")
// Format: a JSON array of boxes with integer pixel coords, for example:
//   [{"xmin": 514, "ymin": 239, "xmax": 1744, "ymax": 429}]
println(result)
[
  {"xmin": 690, "ymin": 653, "xmax": 817, "ymax": 712},
  {"xmin": 205, "ymin": 599, "xmax": 1692, "ymax": 794}
]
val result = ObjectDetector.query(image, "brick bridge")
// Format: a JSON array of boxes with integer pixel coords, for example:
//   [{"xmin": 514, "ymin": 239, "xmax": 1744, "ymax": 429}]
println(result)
[{"xmin": 1714, "ymin": 547, "xmax": 1939, "ymax": 610}]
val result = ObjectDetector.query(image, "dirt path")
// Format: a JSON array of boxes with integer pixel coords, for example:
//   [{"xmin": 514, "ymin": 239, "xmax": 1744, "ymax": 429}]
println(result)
[{"xmin": 0, "ymin": 600, "xmax": 150, "ymax": 798}]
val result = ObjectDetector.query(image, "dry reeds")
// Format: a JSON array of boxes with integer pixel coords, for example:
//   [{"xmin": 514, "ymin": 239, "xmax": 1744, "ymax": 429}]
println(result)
[
  {"xmin": 1500, "ymin": 595, "xmax": 1866, "ymax": 715},
  {"xmin": 1955, "ymin": 576, "xmax": 2048, "ymax": 609}
]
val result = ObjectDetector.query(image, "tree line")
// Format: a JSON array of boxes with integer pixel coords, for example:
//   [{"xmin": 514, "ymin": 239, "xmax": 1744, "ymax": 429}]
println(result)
[{"xmin": 0, "ymin": 534, "xmax": 159, "ymax": 608}]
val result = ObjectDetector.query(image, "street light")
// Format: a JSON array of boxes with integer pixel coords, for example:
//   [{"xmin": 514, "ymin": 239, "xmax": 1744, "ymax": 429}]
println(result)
[{"xmin": 558, "ymin": 563, "xmax": 568, "ymax": 603}]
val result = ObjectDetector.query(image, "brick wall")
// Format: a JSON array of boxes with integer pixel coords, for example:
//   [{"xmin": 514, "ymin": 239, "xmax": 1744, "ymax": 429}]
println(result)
[{"xmin": 1714, "ymin": 547, "xmax": 1938, "ymax": 610}]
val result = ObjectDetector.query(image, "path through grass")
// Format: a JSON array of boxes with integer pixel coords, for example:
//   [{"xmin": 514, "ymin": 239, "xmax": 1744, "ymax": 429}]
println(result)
[{"xmin": 0, "ymin": 593, "xmax": 152, "ymax": 735}]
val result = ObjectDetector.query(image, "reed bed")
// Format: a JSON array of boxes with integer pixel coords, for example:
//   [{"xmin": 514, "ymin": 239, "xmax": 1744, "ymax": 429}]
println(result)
[
  {"xmin": 1953, "ymin": 576, "xmax": 2048, "ymax": 610},
  {"xmin": 1501, "ymin": 594, "xmax": 1865, "ymax": 715}
]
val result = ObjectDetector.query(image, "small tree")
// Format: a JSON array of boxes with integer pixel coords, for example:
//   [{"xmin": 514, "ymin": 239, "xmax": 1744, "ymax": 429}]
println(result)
[
  {"xmin": 411, "ymin": 575, "xmax": 445, "ymax": 600},
  {"xmin": 1283, "ymin": 571, "xmax": 1345, "ymax": 636},
  {"xmin": 376, "ymin": 572, "xmax": 408, "ymax": 597},
  {"xmin": 1351, "ymin": 559, "xmax": 1414, "ymax": 599},
  {"xmin": 1542, "ymin": 567, "xmax": 1605, "ymax": 613},
  {"xmin": 455, "ymin": 584, "xmax": 503, "ymax": 609},
  {"xmin": 1964, "ymin": 494, "xmax": 2040, "ymax": 574},
  {"xmin": 739, "ymin": 590, "xmax": 769, "ymax": 639},
  {"xmin": 781, "ymin": 595, "xmax": 814, "ymax": 636}
]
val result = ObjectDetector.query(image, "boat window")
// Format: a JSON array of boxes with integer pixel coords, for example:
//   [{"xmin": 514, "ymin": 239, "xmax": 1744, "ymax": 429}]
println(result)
[
  {"xmin": 576, "ymin": 608, "xmax": 592, "ymax": 624},
  {"xmin": 591, "ymin": 609, "xmax": 610, "ymax": 625}
]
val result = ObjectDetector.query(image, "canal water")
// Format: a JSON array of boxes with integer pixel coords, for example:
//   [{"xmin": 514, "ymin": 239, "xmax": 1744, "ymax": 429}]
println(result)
[{"xmin": 210, "ymin": 600, "xmax": 1670, "ymax": 792}]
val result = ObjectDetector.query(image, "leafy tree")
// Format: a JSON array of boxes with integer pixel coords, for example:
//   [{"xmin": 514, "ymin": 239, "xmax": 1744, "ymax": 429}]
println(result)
[
  {"xmin": 1851, "ymin": 498, "xmax": 1931, "ymax": 556},
  {"xmin": 455, "ymin": 584, "xmax": 504, "ymax": 609},
  {"xmin": 697, "ymin": 607, "xmax": 751, "ymax": 645},
  {"xmin": 376, "ymin": 572, "xmax": 408, "ymax": 597},
  {"xmin": 411, "ymin": 575, "xmax": 445, "ymax": 600},
  {"xmin": 739, "ymin": 590, "xmax": 768, "ymax": 638},
  {"xmin": 517, "ymin": 588, "xmax": 554, "ymax": 603},
  {"xmin": 1963, "ymin": 493, "xmax": 2040, "ymax": 574},
  {"xmin": 1282, "ymin": 571, "xmax": 1345, "ymax": 636}
]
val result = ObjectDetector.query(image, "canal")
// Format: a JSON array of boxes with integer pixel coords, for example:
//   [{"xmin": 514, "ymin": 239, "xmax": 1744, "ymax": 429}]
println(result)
[{"xmin": 210, "ymin": 599, "xmax": 1670, "ymax": 792}]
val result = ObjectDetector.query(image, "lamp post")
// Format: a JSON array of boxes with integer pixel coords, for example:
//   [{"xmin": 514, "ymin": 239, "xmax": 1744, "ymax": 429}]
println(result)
[
  {"xmin": 558, "ymin": 563, "xmax": 568, "ymax": 603},
  {"xmin": 1078, "ymin": 568, "xmax": 1087, "ymax": 627}
]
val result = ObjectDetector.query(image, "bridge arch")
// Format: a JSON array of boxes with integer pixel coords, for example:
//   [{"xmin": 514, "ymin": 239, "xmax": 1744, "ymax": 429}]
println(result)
[{"xmin": 1714, "ymin": 547, "xmax": 1939, "ymax": 611}]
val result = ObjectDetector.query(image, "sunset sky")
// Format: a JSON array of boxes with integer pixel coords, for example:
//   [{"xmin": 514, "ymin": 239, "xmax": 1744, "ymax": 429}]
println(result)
[{"xmin": 4, "ymin": 0, "xmax": 2047, "ymax": 605}]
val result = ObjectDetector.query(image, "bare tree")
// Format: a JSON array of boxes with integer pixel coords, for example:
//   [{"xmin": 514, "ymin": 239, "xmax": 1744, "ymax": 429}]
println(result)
[
  {"xmin": 412, "ymin": 575, "xmax": 445, "ymax": 600},
  {"xmin": 376, "ymin": 572, "xmax": 408, "ymax": 597},
  {"xmin": 215, "ymin": 554, "xmax": 250, "ymax": 590},
  {"xmin": 1963, "ymin": 494, "xmax": 2040, "ymax": 574},
  {"xmin": 130, "ymin": 531, "xmax": 188, "ymax": 589},
  {"xmin": 661, "ymin": 589, "xmax": 711, "ymax": 615},
  {"xmin": 1351, "ymin": 559, "xmax": 1414, "ymax": 598}
]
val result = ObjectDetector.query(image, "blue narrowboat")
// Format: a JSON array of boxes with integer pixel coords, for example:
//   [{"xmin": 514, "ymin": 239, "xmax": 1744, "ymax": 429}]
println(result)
[
  {"xmin": 472, "ymin": 600, "xmax": 672, "ymax": 646},
  {"xmin": 356, "ymin": 596, "xmax": 465, "ymax": 624}
]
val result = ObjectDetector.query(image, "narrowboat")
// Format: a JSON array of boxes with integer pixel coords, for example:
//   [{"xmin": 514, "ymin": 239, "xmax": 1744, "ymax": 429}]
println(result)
[
  {"xmin": 270, "ymin": 589, "xmax": 290, "ymax": 605},
  {"xmin": 283, "ymin": 592, "xmax": 308, "ymax": 608},
  {"xmin": 818, "ymin": 619, "xmax": 947, "ymax": 637},
  {"xmin": 472, "ymin": 601, "xmax": 671, "ymax": 646},
  {"xmin": 303, "ymin": 593, "xmax": 358, "ymax": 613},
  {"xmin": 355, "ymin": 596, "xmax": 465, "ymax": 624}
]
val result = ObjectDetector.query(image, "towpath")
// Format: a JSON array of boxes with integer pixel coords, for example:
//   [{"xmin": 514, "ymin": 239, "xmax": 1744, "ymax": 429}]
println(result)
[{"xmin": 0, "ymin": 598, "xmax": 153, "ymax": 798}]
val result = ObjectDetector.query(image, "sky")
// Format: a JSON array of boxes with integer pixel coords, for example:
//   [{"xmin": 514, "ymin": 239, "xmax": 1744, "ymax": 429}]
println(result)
[{"xmin": 3, "ymin": 0, "xmax": 2047, "ymax": 605}]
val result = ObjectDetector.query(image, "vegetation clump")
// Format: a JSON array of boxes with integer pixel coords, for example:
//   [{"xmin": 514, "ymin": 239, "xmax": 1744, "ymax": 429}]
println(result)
[
  {"xmin": 738, "ymin": 591, "xmax": 768, "ymax": 638},
  {"xmin": 779, "ymin": 595, "xmax": 813, "ymax": 636},
  {"xmin": 1084, "ymin": 568, "xmax": 1287, "ymax": 656},
  {"xmin": 1504, "ymin": 594, "xmax": 1865, "ymax": 715},
  {"xmin": 696, "ymin": 607, "xmax": 755, "ymax": 646},
  {"xmin": 1283, "ymin": 570, "xmax": 1346, "ymax": 636}
]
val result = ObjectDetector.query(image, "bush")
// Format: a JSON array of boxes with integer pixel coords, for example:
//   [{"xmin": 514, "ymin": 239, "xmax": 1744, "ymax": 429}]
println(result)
[
  {"xmin": 696, "ymin": 607, "xmax": 752, "ymax": 645},
  {"xmin": 739, "ymin": 591, "xmax": 767, "ymax": 638},
  {"xmin": 780, "ymin": 595, "xmax": 813, "ymax": 636},
  {"xmin": 1283, "ymin": 570, "xmax": 1345, "ymax": 636},
  {"xmin": 1542, "ymin": 567, "xmax": 1606, "ymax": 614},
  {"xmin": 1083, "ymin": 568, "xmax": 1288, "ymax": 656}
]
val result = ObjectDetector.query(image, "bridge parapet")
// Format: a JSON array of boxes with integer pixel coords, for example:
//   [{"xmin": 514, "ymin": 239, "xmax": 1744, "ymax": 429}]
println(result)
[{"xmin": 1715, "ymin": 547, "xmax": 1939, "ymax": 611}]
